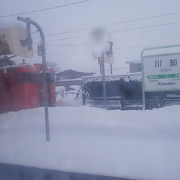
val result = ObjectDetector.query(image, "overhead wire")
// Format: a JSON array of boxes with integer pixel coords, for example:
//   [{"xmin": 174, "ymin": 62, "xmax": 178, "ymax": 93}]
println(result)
[
  {"xmin": 45, "ymin": 10, "xmax": 180, "ymax": 37},
  {"xmin": 46, "ymin": 20, "xmax": 180, "ymax": 47},
  {"xmin": 47, "ymin": 43, "xmax": 89, "ymax": 47},
  {"xmin": 46, "ymin": 35, "xmax": 86, "ymax": 42},
  {"xmin": 0, "ymin": 0, "xmax": 91, "ymax": 18},
  {"xmin": 46, "ymin": 28, "xmax": 90, "ymax": 37},
  {"xmin": 6, "ymin": 2, "xmax": 178, "ymax": 54},
  {"xmin": 111, "ymin": 21, "xmax": 180, "ymax": 34}
]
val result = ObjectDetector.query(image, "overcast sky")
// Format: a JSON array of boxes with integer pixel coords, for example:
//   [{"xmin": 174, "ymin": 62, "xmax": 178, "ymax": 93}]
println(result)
[{"xmin": 1, "ymin": 0, "xmax": 180, "ymax": 73}]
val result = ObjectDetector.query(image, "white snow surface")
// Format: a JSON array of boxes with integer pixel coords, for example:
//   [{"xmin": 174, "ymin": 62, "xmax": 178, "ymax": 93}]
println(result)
[{"xmin": 0, "ymin": 106, "xmax": 180, "ymax": 180}]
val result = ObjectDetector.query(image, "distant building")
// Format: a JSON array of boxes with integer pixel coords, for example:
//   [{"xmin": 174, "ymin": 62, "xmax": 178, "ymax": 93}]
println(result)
[
  {"xmin": 126, "ymin": 61, "xmax": 142, "ymax": 73},
  {"xmin": 56, "ymin": 69, "xmax": 94, "ymax": 80}
]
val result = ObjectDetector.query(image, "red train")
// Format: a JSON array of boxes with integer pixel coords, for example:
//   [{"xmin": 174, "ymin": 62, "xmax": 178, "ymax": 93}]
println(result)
[{"xmin": 0, "ymin": 63, "xmax": 56, "ymax": 114}]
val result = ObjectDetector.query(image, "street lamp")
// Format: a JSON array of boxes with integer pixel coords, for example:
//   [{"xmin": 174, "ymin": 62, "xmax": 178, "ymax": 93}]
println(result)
[{"xmin": 17, "ymin": 17, "xmax": 50, "ymax": 142}]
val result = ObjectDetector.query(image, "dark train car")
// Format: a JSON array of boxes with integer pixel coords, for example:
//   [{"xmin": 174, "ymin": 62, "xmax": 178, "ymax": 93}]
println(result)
[
  {"xmin": 0, "ymin": 64, "xmax": 56, "ymax": 113},
  {"xmin": 82, "ymin": 73, "xmax": 180, "ymax": 109},
  {"xmin": 82, "ymin": 73, "xmax": 142, "ymax": 108}
]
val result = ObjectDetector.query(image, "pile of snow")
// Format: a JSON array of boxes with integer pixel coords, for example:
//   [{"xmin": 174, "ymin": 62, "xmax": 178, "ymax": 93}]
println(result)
[
  {"xmin": 0, "ymin": 106, "xmax": 180, "ymax": 180},
  {"xmin": 56, "ymin": 95, "xmax": 82, "ymax": 106},
  {"xmin": 56, "ymin": 91, "xmax": 82, "ymax": 107}
]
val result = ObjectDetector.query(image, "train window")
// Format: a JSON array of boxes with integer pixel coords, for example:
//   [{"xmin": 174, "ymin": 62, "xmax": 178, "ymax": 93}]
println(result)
[
  {"xmin": 47, "ymin": 73, "xmax": 55, "ymax": 83},
  {"xmin": 2, "ymin": 76, "xmax": 10, "ymax": 92},
  {"xmin": 28, "ymin": 73, "xmax": 38, "ymax": 83},
  {"xmin": 15, "ymin": 73, "xmax": 38, "ymax": 83},
  {"xmin": 39, "ymin": 73, "xmax": 55, "ymax": 83}
]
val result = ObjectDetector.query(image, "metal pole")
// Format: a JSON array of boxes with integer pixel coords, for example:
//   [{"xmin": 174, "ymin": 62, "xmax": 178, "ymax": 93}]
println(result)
[
  {"xmin": 141, "ymin": 50, "xmax": 146, "ymax": 110},
  {"xmin": 26, "ymin": 22, "xmax": 32, "ymax": 50},
  {"xmin": 101, "ymin": 53, "xmax": 106, "ymax": 107},
  {"xmin": 98, "ymin": 58, "xmax": 102, "ymax": 74},
  {"xmin": 17, "ymin": 17, "xmax": 50, "ymax": 141},
  {"xmin": 110, "ymin": 64, "xmax": 113, "ymax": 74}
]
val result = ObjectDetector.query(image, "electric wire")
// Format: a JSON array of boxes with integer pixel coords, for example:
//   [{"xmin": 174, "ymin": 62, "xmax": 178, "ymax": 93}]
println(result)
[{"xmin": 0, "ymin": 0, "xmax": 91, "ymax": 18}]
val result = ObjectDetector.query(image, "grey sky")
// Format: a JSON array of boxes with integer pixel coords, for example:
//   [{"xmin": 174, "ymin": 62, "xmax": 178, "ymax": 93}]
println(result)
[{"xmin": 1, "ymin": 0, "xmax": 180, "ymax": 73}]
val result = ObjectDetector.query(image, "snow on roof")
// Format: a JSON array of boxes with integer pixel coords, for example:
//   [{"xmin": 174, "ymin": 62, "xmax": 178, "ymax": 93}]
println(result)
[{"xmin": 82, "ymin": 72, "xmax": 142, "ymax": 83}]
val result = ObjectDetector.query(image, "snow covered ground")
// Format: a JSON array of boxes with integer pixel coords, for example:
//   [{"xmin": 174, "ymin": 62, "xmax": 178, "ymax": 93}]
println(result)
[{"xmin": 0, "ymin": 105, "xmax": 180, "ymax": 180}]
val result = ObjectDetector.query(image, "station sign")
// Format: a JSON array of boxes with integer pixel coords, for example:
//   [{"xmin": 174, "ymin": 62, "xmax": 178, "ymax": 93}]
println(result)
[{"xmin": 142, "ymin": 53, "xmax": 180, "ymax": 92}]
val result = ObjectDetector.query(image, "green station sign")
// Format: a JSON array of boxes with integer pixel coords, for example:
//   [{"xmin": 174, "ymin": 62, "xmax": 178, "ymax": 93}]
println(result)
[{"xmin": 148, "ymin": 73, "xmax": 180, "ymax": 79}]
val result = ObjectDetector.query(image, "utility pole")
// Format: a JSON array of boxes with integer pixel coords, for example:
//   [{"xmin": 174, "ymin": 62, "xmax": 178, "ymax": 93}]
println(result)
[
  {"xmin": 100, "ymin": 53, "xmax": 106, "ymax": 106},
  {"xmin": 17, "ymin": 17, "xmax": 50, "ymax": 141},
  {"xmin": 110, "ymin": 63, "xmax": 113, "ymax": 74},
  {"xmin": 108, "ymin": 33, "xmax": 113, "ymax": 75},
  {"xmin": 91, "ymin": 27, "xmax": 109, "ymax": 108}
]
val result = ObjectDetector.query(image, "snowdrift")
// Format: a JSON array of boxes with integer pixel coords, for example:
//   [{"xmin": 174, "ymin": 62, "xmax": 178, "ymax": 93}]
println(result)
[{"xmin": 0, "ymin": 106, "xmax": 180, "ymax": 180}]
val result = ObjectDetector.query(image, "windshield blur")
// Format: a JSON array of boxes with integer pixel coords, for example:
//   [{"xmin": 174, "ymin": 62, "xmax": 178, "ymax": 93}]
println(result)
[{"xmin": 1, "ymin": 1, "xmax": 180, "ymax": 180}]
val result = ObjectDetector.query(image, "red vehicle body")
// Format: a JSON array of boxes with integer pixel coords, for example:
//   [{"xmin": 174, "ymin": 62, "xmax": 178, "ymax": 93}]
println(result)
[{"xmin": 0, "ymin": 64, "xmax": 56, "ymax": 113}]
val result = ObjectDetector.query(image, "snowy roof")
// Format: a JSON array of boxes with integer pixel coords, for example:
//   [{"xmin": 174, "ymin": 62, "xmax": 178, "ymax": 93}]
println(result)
[{"xmin": 82, "ymin": 72, "xmax": 142, "ymax": 83}]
